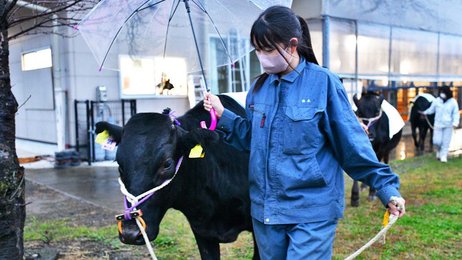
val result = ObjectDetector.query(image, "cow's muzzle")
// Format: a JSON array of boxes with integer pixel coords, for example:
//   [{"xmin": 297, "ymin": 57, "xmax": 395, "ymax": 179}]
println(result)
[
  {"xmin": 118, "ymin": 219, "xmax": 146, "ymax": 245},
  {"xmin": 116, "ymin": 210, "xmax": 156, "ymax": 245}
]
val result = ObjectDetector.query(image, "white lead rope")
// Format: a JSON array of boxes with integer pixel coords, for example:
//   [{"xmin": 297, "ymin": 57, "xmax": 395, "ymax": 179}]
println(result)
[
  {"xmin": 118, "ymin": 156, "xmax": 184, "ymax": 260},
  {"xmin": 345, "ymin": 213, "xmax": 399, "ymax": 260},
  {"xmin": 136, "ymin": 218, "xmax": 157, "ymax": 260}
]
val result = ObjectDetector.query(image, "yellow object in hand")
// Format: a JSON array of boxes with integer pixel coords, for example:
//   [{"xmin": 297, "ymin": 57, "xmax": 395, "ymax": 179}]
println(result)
[
  {"xmin": 189, "ymin": 144, "xmax": 205, "ymax": 158},
  {"xmin": 95, "ymin": 130, "xmax": 110, "ymax": 144},
  {"xmin": 382, "ymin": 210, "xmax": 390, "ymax": 227}
]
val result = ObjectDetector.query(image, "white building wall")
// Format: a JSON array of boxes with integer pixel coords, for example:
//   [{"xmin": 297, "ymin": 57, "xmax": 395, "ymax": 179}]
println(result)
[
  {"xmin": 10, "ymin": 34, "xmax": 57, "ymax": 143},
  {"xmin": 11, "ymin": 31, "xmax": 190, "ymax": 146}
]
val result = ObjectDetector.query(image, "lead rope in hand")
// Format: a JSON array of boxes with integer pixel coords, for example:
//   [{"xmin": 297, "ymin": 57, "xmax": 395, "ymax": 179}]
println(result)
[{"xmin": 344, "ymin": 213, "xmax": 399, "ymax": 260}]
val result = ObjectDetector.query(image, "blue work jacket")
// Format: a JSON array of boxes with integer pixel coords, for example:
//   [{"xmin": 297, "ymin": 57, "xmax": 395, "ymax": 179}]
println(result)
[{"xmin": 217, "ymin": 60, "xmax": 402, "ymax": 225}]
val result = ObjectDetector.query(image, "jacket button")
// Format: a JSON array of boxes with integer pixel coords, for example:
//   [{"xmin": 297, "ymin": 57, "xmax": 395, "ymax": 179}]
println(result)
[{"xmin": 265, "ymin": 218, "xmax": 270, "ymax": 223}]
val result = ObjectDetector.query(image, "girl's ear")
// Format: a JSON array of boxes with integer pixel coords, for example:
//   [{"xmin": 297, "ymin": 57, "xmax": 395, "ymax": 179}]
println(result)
[
  {"xmin": 289, "ymin": 37, "xmax": 298, "ymax": 53},
  {"xmin": 289, "ymin": 37, "xmax": 298, "ymax": 47}
]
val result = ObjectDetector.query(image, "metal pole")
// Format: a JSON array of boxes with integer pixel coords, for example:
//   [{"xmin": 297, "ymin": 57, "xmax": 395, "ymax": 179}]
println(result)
[
  {"xmin": 85, "ymin": 100, "xmax": 91, "ymax": 165},
  {"xmin": 183, "ymin": 0, "xmax": 209, "ymax": 92},
  {"xmin": 74, "ymin": 100, "xmax": 79, "ymax": 153},
  {"xmin": 90, "ymin": 101, "xmax": 95, "ymax": 162},
  {"xmin": 121, "ymin": 100, "xmax": 126, "ymax": 126},
  {"xmin": 322, "ymin": 15, "xmax": 330, "ymax": 69}
]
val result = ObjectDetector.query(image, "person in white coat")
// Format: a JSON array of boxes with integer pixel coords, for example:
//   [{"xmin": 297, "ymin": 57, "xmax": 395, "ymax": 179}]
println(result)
[{"xmin": 420, "ymin": 86, "xmax": 460, "ymax": 162}]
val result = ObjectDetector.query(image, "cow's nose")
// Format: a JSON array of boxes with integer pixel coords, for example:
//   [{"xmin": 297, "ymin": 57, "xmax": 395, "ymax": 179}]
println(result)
[{"xmin": 119, "ymin": 220, "xmax": 146, "ymax": 245}]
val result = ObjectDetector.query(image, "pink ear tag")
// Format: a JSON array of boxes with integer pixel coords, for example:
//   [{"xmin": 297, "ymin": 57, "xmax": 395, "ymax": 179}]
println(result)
[{"xmin": 102, "ymin": 138, "xmax": 116, "ymax": 151}]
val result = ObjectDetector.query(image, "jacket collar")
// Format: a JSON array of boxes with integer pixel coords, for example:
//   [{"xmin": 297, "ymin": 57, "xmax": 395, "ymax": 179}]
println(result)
[{"xmin": 268, "ymin": 58, "xmax": 307, "ymax": 84}]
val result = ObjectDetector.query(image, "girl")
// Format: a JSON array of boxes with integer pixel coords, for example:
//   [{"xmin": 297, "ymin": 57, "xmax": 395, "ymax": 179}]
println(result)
[{"xmin": 204, "ymin": 6, "xmax": 405, "ymax": 259}]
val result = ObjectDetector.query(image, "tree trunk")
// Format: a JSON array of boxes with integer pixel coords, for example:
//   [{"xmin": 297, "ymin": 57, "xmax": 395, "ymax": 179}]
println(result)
[{"xmin": 0, "ymin": 17, "xmax": 25, "ymax": 259}]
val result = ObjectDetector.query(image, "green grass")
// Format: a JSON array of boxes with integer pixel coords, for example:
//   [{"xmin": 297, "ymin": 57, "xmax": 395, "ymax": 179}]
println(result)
[{"xmin": 25, "ymin": 154, "xmax": 462, "ymax": 259}]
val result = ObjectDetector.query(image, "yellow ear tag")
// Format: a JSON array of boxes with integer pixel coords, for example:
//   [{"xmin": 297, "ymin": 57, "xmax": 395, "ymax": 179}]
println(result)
[
  {"xmin": 96, "ymin": 130, "xmax": 110, "ymax": 144},
  {"xmin": 189, "ymin": 144, "xmax": 205, "ymax": 158}
]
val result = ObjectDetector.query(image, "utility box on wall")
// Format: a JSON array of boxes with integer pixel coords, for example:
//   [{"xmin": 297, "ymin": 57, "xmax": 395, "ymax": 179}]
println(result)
[{"xmin": 96, "ymin": 85, "xmax": 107, "ymax": 101}]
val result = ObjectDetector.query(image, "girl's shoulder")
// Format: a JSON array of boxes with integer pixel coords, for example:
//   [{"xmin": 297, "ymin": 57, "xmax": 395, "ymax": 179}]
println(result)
[{"xmin": 303, "ymin": 62, "xmax": 343, "ymax": 90}]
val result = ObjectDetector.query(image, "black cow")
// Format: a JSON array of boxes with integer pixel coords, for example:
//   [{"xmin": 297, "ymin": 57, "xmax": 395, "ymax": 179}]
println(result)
[
  {"xmin": 96, "ymin": 95, "xmax": 259, "ymax": 260},
  {"xmin": 351, "ymin": 92, "xmax": 402, "ymax": 207},
  {"xmin": 409, "ymin": 95, "xmax": 435, "ymax": 152}
]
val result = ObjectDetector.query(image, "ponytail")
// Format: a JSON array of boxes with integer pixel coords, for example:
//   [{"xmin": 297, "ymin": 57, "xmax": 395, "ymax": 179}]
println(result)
[{"xmin": 297, "ymin": 16, "xmax": 318, "ymax": 65}]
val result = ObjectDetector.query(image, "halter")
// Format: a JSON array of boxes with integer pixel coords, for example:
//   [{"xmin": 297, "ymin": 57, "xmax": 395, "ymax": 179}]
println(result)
[
  {"xmin": 116, "ymin": 156, "xmax": 184, "ymax": 260},
  {"xmin": 357, "ymin": 109, "xmax": 383, "ymax": 129}
]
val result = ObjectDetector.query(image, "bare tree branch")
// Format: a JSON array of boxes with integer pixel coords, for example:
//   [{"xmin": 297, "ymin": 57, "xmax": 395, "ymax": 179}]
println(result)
[
  {"xmin": 6, "ymin": 0, "xmax": 98, "ymax": 40},
  {"xmin": 2, "ymin": 0, "xmax": 18, "ymax": 21}
]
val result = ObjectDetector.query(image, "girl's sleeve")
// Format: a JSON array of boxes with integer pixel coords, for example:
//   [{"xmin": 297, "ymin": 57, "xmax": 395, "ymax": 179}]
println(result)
[
  {"xmin": 216, "ymin": 92, "xmax": 253, "ymax": 152},
  {"xmin": 452, "ymin": 100, "xmax": 460, "ymax": 127},
  {"xmin": 322, "ymin": 75, "xmax": 402, "ymax": 207}
]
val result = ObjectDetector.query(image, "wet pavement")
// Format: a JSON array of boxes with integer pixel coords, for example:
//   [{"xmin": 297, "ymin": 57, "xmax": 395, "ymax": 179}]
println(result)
[
  {"xmin": 26, "ymin": 166, "xmax": 123, "ymax": 212},
  {"xmin": 22, "ymin": 129, "xmax": 462, "ymax": 212}
]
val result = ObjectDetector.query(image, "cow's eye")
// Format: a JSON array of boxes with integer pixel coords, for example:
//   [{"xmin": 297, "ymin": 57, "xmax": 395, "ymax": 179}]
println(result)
[{"xmin": 163, "ymin": 159, "xmax": 174, "ymax": 169}]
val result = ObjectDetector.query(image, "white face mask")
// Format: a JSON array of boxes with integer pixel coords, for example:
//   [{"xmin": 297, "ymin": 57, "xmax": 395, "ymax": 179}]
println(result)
[
  {"xmin": 440, "ymin": 93, "xmax": 447, "ymax": 99},
  {"xmin": 256, "ymin": 47, "xmax": 293, "ymax": 74}
]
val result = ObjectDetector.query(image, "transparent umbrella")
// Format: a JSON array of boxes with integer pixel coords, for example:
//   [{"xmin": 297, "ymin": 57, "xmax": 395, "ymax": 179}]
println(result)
[{"xmin": 77, "ymin": 0, "xmax": 293, "ymax": 90}]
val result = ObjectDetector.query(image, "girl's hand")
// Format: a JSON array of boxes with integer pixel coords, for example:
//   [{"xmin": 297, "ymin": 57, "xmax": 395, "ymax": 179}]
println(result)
[
  {"xmin": 203, "ymin": 92, "xmax": 224, "ymax": 118},
  {"xmin": 387, "ymin": 196, "xmax": 406, "ymax": 217}
]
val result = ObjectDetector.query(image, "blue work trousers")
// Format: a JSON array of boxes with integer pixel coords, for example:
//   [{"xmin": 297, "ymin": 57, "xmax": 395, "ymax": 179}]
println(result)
[{"xmin": 252, "ymin": 217, "xmax": 338, "ymax": 260}]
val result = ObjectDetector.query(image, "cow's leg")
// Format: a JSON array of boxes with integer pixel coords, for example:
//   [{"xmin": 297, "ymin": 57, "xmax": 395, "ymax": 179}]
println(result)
[
  {"xmin": 368, "ymin": 186, "xmax": 377, "ymax": 201},
  {"xmin": 419, "ymin": 126, "xmax": 427, "ymax": 152},
  {"xmin": 351, "ymin": 180, "xmax": 360, "ymax": 207},
  {"xmin": 412, "ymin": 125, "xmax": 418, "ymax": 148},
  {"xmin": 193, "ymin": 233, "xmax": 220, "ymax": 260}
]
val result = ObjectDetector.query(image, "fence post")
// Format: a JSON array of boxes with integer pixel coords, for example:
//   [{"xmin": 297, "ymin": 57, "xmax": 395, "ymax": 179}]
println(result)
[{"xmin": 85, "ymin": 100, "xmax": 92, "ymax": 165}]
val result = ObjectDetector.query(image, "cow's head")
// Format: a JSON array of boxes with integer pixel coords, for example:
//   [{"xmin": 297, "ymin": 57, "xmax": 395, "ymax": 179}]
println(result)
[
  {"xmin": 96, "ymin": 111, "xmax": 218, "ymax": 245},
  {"xmin": 353, "ymin": 92, "xmax": 384, "ymax": 141}
]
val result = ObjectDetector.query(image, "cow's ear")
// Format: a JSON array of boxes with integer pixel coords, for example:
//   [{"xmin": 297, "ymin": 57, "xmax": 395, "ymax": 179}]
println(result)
[
  {"xmin": 378, "ymin": 94, "xmax": 385, "ymax": 105},
  {"xmin": 353, "ymin": 93, "xmax": 360, "ymax": 107},
  {"xmin": 95, "ymin": 121, "xmax": 123, "ymax": 144},
  {"xmin": 177, "ymin": 128, "xmax": 219, "ymax": 153}
]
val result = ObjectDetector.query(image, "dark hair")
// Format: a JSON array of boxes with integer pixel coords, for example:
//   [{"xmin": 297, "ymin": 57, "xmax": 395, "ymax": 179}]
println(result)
[
  {"xmin": 440, "ymin": 86, "xmax": 453, "ymax": 99},
  {"xmin": 250, "ymin": 6, "xmax": 319, "ymax": 92}
]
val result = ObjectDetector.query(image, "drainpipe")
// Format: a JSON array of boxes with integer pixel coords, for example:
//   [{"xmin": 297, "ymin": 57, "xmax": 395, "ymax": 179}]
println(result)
[
  {"xmin": 322, "ymin": 15, "xmax": 330, "ymax": 69},
  {"xmin": 12, "ymin": 1, "xmax": 66, "ymax": 151}
]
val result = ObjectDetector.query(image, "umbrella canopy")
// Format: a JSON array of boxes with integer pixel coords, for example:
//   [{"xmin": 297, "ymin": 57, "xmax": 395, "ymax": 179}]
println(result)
[{"xmin": 78, "ymin": 0, "xmax": 292, "ymax": 76}]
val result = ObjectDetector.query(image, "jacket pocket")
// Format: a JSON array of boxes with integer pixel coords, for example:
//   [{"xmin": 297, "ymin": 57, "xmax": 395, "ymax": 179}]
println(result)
[
  {"xmin": 277, "ymin": 155, "xmax": 327, "ymax": 191},
  {"xmin": 283, "ymin": 106, "xmax": 323, "ymax": 155},
  {"xmin": 250, "ymin": 103, "xmax": 268, "ymax": 149}
]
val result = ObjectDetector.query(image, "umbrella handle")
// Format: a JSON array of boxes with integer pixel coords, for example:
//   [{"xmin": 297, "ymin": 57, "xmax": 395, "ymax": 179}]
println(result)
[{"xmin": 200, "ymin": 108, "xmax": 217, "ymax": 131}]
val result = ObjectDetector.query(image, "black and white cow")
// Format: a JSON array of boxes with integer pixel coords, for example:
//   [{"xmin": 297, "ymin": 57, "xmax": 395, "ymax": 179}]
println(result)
[
  {"xmin": 409, "ymin": 94, "xmax": 435, "ymax": 152},
  {"xmin": 351, "ymin": 92, "xmax": 403, "ymax": 206},
  {"xmin": 96, "ymin": 95, "xmax": 259, "ymax": 259}
]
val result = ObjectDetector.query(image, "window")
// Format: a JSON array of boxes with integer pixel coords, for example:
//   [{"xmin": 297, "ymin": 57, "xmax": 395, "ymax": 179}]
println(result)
[
  {"xmin": 21, "ymin": 48, "xmax": 52, "ymax": 71},
  {"xmin": 329, "ymin": 19, "xmax": 356, "ymax": 75},
  {"xmin": 390, "ymin": 28, "xmax": 438, "ymax": 77},
  {"xmin": 439, "ymin": 34, "xmax": 462, "ymax": 76},
  {"xmin": 118, "ymin": 55, "xmax": 188, "ymax": 98},
  {"xmin": 357, "ymin": 23, "xmax": 390, "ymax": 78}
]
